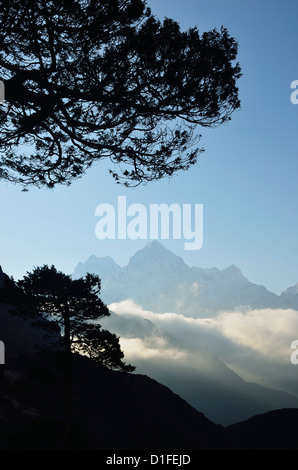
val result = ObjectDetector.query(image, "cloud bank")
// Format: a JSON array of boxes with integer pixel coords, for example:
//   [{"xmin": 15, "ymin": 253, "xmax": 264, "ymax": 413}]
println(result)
[{"xmin": 106, "ymin": 299, "xmax": 298, "ymax": 394}]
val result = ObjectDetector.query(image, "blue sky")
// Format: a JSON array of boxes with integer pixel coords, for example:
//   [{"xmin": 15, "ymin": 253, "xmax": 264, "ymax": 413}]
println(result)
[{"xmin": 1, "ymin": 0, "xmax": 298, "ymax": 295}]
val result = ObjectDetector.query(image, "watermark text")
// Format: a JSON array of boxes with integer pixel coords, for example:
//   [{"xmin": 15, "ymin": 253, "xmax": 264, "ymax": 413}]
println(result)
[
  {"xmin": 290, "ymin": 80, "xmax": 298, "ymax": 104},
  {"xmin": 290, "ymin": 340, "xmax": 298, "ymax": 364},
  {"xmin": 95, "ymin": 196, "xmax": 203, "ymax": 250},
  {"xmin": 0, "ymin": 341, "xmax": 4, "ymax": 364},
  {"xmin": 0, "ymin": 81, "xmax": 4, "ymax": 104}
]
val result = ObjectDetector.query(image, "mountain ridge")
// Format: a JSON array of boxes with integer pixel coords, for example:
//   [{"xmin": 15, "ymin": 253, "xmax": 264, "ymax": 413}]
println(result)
[{"xmin": 73, "ymin": 241, "xmax": 297, "ymax": 316}]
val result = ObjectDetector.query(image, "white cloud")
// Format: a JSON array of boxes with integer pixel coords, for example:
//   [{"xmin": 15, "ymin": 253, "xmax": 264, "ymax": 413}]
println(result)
[
  {"xmin": 120, "ymin": 336, "xmax": 187, "ymax": 361},
  {"xmin": 207, "ymin": 308, "xmax": 298, "ymax": 361},
  {"xmin": 108, "ymin": 299, "xmax": 149, "ymax": 316},
  {"xmin": 109, "ymin": 300, "xmax": 298, "ymax": 363},
  {"xmin": 104, "ymin": 300, "xmax": 298, "ymax": 425},
  {"xmin": 107, "ymin": 299, "xmax": 298, "ymax": 394}
]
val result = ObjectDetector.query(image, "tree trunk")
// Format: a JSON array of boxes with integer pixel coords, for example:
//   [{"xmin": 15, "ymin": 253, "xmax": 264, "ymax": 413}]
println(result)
[{"xmin": 63, "ymin": 305, "xmax": 72, "ymax": 420}]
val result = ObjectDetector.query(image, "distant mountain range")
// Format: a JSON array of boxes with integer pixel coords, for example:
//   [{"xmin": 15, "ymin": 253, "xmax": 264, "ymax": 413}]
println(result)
[
  {"xmin": 71, "ymin": 242, "xmax": 298, "ymax": 426},
  {"xmin": 73, "ymin": 241, "xmax": 298, "ymax": 317}
]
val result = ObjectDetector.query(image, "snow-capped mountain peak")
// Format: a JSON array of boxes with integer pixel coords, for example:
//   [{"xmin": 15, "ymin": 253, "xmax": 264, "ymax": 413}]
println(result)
[
  {"xmin": 72, "ymin": 254, "xmax": 121, "ymax": 287},
  {"xmin": 72, "ymin": 242, "xmax": 298, "ymax": 317},
  {"xmin": 127, "ymin": 240, "xmax": 188, "ymax": 274},
  {"xmin": 282, "ymin": 283, "xmax": 298, "ymax": 296},
  {"xmin": 220, "ymin": 264, "xmax": 246, "ymax": 280}
]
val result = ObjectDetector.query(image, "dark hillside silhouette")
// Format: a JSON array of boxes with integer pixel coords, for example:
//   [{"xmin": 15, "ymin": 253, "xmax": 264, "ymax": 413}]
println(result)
[
  {"xmin": 1, "ymin": 343, "xmax": 298, "ymax": 450},
  {"xmin": 0, "ymin": 266, "xmax": 134, "ymax": 425},
  {"xmin": 225, "ymin": 408, "xmax": 298, "ymax": 450},
  {"xmin": 0, "ymin": 280, "xmax": 298, "ymax": 450},
  {"xmin": 0, "ymin": 290, "xmax": 223, "ymax": 450},
  {"xmin": 0, "ymin": 349, "xmax": 225, "ymax": 450}
]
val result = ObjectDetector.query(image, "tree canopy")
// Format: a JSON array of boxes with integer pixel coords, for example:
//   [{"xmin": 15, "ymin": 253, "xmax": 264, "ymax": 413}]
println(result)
[
  {"xmin": 0, "ymin": 0, "xmax": 241, "ymax": 189},
  {"xmin": 0, "ymin": 265, "xmax": 134, "ymax": 420},
  {"xmin": 2, "ymin": 265, "xmax": 134, "ymax": 373}
]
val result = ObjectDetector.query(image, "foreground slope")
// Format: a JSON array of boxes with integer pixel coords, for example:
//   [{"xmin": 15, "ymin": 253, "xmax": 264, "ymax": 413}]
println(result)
[
  {"xmin": 0, "ymin": 295, "xmax": 223, "ymax": 450},
  {"xmin": 1, "ymin": 299, "xmax": 298, "ymax": 449},
  {"xmin": 2, "ymin": 349, "xmax": 298, "ymax": 450},
  {"xmin": 225, "ymin": 408, "xmax": 298, "ymax": 450},
  {"xmin": 0, "ymin": 351, "xmax": 224, "ymax": 450}
]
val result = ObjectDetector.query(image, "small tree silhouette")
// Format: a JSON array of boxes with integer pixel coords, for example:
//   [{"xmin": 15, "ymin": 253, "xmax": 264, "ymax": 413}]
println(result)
[{"xmin": 2, "ymin": 265, "xmax": 134, "ymax": 419}]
